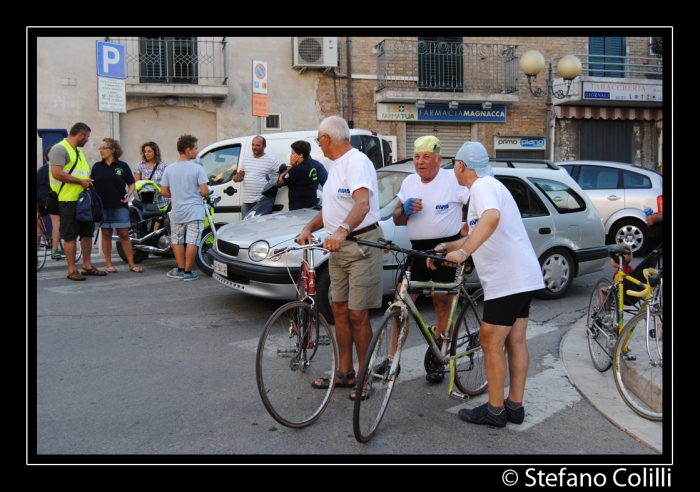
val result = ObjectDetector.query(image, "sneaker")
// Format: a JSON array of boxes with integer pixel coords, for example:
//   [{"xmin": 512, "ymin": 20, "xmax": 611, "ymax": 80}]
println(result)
[
  {"xmin": 425, "ymin": 370, "xmax": 445, "ymax": 384},
  {"xmin": 505, "ymin": 402, "xmax": 525, "ymax": 424},
  {"xmin": 182, "ymin": 271, "xmax": 199, "ymax": 281},
  {"xmin": 458, "ymin": 403, "xmax": 507, "ymax": 427},
  {"xmin": 374, "ymin": 358, "xmax": 400, "ymax": 378},
  {"xmin": 51, "ymin": 249, "xmax": 64, "ymax": 260},
  {"xmin": 167, "ymin": 268, "xmax": 185, "ymax": 279}
]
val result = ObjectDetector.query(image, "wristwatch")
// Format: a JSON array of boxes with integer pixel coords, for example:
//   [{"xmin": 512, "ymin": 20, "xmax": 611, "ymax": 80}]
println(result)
[{"xmin": 339, "ymin": 223, "xmax": 351, "ymax": 234}]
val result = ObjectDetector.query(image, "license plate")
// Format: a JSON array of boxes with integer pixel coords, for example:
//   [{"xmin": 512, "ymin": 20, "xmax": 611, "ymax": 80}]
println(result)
[{"xmin": 214, "ymin": 260, "xmax": 227, "ymax": 276}]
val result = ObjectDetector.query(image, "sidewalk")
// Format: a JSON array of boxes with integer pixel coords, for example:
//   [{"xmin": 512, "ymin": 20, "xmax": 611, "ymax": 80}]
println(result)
[{"xmin": 561, "ymin": 317, "xmax": 663, "ymax": 453}]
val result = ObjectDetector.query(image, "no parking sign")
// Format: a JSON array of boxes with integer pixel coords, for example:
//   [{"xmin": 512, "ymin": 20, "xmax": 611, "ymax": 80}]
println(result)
[{"xmin": 252, "ymin": 60, "xmax": 268, "ymax": 94}]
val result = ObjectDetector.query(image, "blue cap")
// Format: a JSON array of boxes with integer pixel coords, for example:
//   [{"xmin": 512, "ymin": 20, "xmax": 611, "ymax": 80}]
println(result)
[{"xmin": 455, "ymin": 142, "xmax": 493, "ymax": 178}]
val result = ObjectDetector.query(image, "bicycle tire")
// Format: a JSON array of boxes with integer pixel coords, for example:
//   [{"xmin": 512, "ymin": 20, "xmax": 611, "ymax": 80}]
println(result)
[
  {"xmin": 256, "ymin": 301, "xmax": 337, "ymax": 428},
  {"xmin": 353, "ymin": 309, "xmax": 403, "ymax": 443},
  {"xmin": 451, "ymin": 288, "xmax": 488, "ymax": 395},
  {"xmin": 57, "ymin": 237, "xmax": 83, "ymax": 263},
  {"xmin": 613, "ymin": 309, "xmax": 663, "ymax": 421},
  {"xmin": 37, "ymin": 230, "xmax": 48, "ymax": 271},
  {"xmin": 586, "ymin": 278, "xmax": 617, "ymax": 372}
]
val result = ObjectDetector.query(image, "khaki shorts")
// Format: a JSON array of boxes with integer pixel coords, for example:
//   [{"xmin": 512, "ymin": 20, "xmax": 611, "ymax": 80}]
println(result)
[{"xmin": 329, "ymin": 226, "xmax": 383, "ymax": 311}]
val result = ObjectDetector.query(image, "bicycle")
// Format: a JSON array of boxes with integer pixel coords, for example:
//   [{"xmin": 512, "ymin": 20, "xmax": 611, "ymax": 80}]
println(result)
[
  {"xmin": 613, "ymin": 267, "xmax": 663, "ymax": 421},
  {"xmin": 351, "ymin": 237, "xmax": 485, "ymax": 443},
  {"xmin": 586, "ymin": 244, "xmax": 661, "ymax": 372},
  {"xmin": 36, "ymin": 203, "xmax": 82, "ymax": 270},
  {"xmin": 255, "ymin": 237, "xmax": 339, "ymax": 428}
]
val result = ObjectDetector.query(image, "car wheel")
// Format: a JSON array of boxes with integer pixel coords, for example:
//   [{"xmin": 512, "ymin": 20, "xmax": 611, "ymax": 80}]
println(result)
[
  {"xmin": 609, "ymin": 219, "xmax": 648, "ymax": 255},
  {"xmin": 536, "ymin": 248, "xmax": 574, "ymax": 300},
  {"xmin": 315, "ymin": 264, "xmax": 334, "ymax": 325}
]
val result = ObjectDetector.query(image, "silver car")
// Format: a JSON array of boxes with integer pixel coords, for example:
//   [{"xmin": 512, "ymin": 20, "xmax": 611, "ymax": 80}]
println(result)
[
  {"xmin": 209, "ymin": 160, "xmax": 607, "ymax": 323},
  {"xmin": 557, "ymin": 160, "xmax": 663, "ymax": 254}
]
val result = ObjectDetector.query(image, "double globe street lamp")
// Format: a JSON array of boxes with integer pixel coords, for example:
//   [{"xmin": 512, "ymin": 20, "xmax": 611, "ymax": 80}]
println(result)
[{"xmin": 520, "ymin": 50, "xmax": 582, "ymax": 160}]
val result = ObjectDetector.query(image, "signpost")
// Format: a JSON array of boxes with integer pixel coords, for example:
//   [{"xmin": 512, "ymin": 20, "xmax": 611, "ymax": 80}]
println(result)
[
  {"xmin": 252, "ymin": 60, "xmax": 269, "ymax": 132},
  {"xmin": 96, "ymin": 40, "xmax": 127, "ymax": 140}
]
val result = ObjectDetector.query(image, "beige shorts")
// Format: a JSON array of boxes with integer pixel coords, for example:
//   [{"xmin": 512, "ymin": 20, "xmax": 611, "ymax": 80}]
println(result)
[{"xmin": 329, "ymin": 226, "xmax": 383, "ymax": 311}]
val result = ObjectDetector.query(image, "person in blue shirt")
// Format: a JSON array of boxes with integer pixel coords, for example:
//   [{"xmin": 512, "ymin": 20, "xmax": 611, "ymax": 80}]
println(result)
[{"xmin": 278, "ymin": 140, "xmax": 327, "ymax": 210}]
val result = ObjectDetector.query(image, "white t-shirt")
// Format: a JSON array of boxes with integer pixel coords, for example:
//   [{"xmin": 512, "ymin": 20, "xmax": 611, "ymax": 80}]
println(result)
[
  {"xmin": 238, "ymin": 153, "xmax": 281, "ymax": 204},
  {"xmin": 466, "ymin": 176, "xmax": 544, "ymax": 300},
  {"xmin": 397, "ymin": 169, "xmax": 470, "ymax": 241},
  {"xmin": 322, "ymin": 147, "xmax": 380, "ymax": 232}
]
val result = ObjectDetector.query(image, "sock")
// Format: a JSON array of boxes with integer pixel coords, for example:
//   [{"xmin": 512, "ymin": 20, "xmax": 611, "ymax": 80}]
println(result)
[
  {"xmin": 178, "ymin": 268, "xmax": 185, "ymax": 272},
  {"xmin": 505, "ymin": 398, "xmax": 522, "ymax": 410},
  {"xmin": 185, "ymin": 271, "xmax": 192, "ymax": 274},
  {"xmin": 488, "ymin": 403, "xmax": 505, "ymax": 414}
]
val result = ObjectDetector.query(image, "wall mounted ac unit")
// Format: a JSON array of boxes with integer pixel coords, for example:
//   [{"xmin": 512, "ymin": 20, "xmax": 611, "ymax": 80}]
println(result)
[{"xmin": 292, "ymin": 37, "xmax": 338, "ymax": 69}]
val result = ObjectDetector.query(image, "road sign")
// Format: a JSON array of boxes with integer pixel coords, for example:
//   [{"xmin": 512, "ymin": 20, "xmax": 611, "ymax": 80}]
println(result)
[
  {"xmin": 97, "ymin": 77, "xmax": 126, "ymax": 113},
  {"xmin": 252, "ymin": 60, "xmax": 268, "ymax": 94},
  {"xmin": 252, "ymin": 94, "xmax": 269, "ymax": 117},
  {"xmin": 96, "ymin": 41, "xmax": 126, "ymax": 79}
]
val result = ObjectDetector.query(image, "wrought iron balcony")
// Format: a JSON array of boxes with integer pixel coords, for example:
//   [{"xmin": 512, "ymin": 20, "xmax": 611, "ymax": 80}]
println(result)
[
  {"xmin": 375, "ymin": 39, "xmax": 520, "ymax": 94},
  {"xmin": 551, "ymin": 53, "xmax": 662, "ymax": 79},
  {"xmin": 106, "ymin": 37, "xmax": 228, "ymax": 99}
]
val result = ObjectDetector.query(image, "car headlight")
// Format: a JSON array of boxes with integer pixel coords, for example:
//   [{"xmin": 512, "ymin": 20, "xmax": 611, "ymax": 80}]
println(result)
[{"xmin": 248, "ymin": 241, "xmax": 270, "ymax": 262}]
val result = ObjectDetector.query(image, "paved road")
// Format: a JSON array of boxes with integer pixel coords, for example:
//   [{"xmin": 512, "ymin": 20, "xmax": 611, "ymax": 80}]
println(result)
[{"xmin": 33, "ymin": 249, "xmax": 666, "ymax": 462}]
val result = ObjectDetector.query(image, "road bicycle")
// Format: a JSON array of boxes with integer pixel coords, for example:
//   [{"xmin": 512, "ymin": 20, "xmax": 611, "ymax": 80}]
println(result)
[
  {"xmin": 36, "ymin": 203, "xmax": 82, "ymax": 271},
  {"xmin": 255, "ymin": 237, "xmax": 339, "ymax": 428},
  {"xmin": 613, "ymin": 267, "xmax": 663, "ymax": 421},
  {"xmin": 586, "ymin": 244, "xmax": 661, "ymax": 372},
  {"xmin": 351, "ymin": 237, "xmax": 485, "ymax": 443}
]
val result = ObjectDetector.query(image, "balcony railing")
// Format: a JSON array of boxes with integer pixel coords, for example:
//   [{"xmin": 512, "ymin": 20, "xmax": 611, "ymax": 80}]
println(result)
[
  {"xmin": 375, "ymin": 39, "xmax": 520, "ymax": 94},
  {"xmin": 552, "ymin": 53, "xmax": 662, "ymax": 79},
  {"xmin": 107, "ymin": 37, "xmax": 228, "ymax": 86}
]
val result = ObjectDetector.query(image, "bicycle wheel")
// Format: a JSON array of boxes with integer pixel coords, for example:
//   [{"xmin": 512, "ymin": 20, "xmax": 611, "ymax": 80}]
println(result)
[
  {"xmin": 353, "ymin": 309, "xmax": 403, "ymax": 443},
  {"xmin": 613, "ymin": 309, "xmax": 663, "ymax": 421},
  {"xmin": 451, "ymin": 288, "xmax": 488, "ymax": 395},
  {"xmin": 37, "ymin": 230, "xmax": 48, "ymax": 271},
  {"xmin": 586, "ymin": 278, "xmax": 617, "ymax": 372},
  {"xmin": 57, "ymin": 238, "xmax": 83, "ymax": 262},
  {"xmin": 256, "ymin": 301, "xmax": 337, "ymax": 428}
]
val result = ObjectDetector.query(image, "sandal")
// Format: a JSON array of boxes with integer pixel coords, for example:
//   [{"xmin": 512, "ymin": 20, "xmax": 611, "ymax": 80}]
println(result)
[
  {"xmin": 130, "ymin": 267, "xmax": 144, "ymax": 273},
  {"xmin": 106, "ymin": 267, "xmax": 118, "ymax": 273},
  {"xmin": 349, "ymin": 381, "xmax": 370, "ymax": 401},
  {"xmin": 81, "ymin": 266, "xmax": 107, "ymax": 276},
  {"xmin": 311, "ymin": 369, "xmax": 356, "ymax": 389},
  {"xmin": 66, "ymin": 271, "xmax": 85, "ymax": 281}
]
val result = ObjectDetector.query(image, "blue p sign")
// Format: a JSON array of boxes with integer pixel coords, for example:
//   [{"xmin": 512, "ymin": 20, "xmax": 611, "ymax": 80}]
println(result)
[{"xmin": 96, "ymin": 41, "xmax": 126, "ymax": 79}]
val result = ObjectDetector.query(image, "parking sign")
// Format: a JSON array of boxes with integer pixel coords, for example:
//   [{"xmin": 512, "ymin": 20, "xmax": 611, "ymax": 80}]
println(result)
[{"xmin": 96, "ymin": 41, "xmax": 126, "ymax": 79}]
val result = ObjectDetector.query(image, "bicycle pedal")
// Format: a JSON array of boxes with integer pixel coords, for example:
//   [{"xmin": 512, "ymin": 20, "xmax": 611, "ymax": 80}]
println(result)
[
  {"xmin": 449, "ymin": 390, "xmax": 470, "ymax": 402},
  {"xmin": 623, "ymin": 353, "xmax": 637, "ymax": 361}
]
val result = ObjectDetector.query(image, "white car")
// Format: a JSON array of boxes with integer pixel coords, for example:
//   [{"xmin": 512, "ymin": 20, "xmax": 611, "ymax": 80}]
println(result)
[{"xmin": 209, "ymin": 160, "xmax": 608, "ymax": 323}]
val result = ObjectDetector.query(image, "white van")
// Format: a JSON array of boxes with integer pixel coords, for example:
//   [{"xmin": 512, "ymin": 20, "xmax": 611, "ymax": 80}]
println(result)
[{"xmin": 198, "ymin": 129, "xmax": 394, "ymax": 223}]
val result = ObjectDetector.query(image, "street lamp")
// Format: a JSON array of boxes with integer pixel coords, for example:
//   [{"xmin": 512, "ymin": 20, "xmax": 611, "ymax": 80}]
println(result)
[{"xmin": 520, "ymin": 50, "xmax": 582, "ymax": 160}]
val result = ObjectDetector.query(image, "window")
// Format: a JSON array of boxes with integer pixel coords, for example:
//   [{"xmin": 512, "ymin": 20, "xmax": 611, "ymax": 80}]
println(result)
[
  {"xmin": 376, "ymin": 170, "xmax": 409, "ymax": 220},
  {"xmin": 264, "ymin": 114, "xmax": 281, "ymax": 131},
  {"xmin": 418, "ymin": 37, "xmax": 463, "ymax": 92},
  {"xmin": 497, "ymin": 177, "xmax": 548, "ymax": 218},
  {"xmin": 529, "ymin": 178, "xmax": 587, "ymax": 214},
  {"xmin": 199, "ymin": 144, "xmax": 242, "ymax": 185},
  {"xmin": 589, "ymin": 37, "xmax": 626, "ymax": 77},
  {"xmin": 351, "ymin": 135, "xmax": 384, "ymax": 170},
  {"xmin": 623, "ymin": 170, "xmax": 652, "ymax": 189},
  {"xmin": 139, "ymin": 37, "xmax": 198, "ymax": 84},
  {"xmin": 577, "ymin": 165, "xmax": 619, "ymax": 190}
]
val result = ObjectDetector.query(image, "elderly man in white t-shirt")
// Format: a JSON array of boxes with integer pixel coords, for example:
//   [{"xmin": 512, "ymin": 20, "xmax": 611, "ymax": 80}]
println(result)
[
  {"xmin": 298, "ymin": 116, "xmax": 382, "ymax": 402},
  {"xmin": 430, "ymin": 141, "xmax": 544, "ymax": 428},
  {"xmin": 392, "ymin": 135, "xmax": 470, "ymax": 384}
]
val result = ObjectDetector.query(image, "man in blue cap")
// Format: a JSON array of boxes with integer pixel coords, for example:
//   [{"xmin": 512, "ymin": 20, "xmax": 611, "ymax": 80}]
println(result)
[{"xmin": 429, "ymin": 141, "xmax": 544, "ymax": 427}]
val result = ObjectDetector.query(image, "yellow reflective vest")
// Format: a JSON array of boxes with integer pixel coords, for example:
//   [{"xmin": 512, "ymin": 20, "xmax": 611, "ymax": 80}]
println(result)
[{"xmin": 49, "ymin": 139, "xmax": 90, "ymax": 202}]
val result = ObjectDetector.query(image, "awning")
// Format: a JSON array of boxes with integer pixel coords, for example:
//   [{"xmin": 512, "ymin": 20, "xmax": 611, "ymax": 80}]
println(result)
[{"xmin": 555, "ymin": 107, "xmax": 662, "ymax": 121}]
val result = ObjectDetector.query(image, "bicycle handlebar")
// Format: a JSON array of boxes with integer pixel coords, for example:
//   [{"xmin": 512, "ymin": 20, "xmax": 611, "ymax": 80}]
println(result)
[
  {"xmin": 626, "ymin": 268, "xmax": 662, "ymax": 298},
  {"xmin": 267, "ymin": 237, "xmax": 328, "ymax": 259},
  {"xmin": 352, "ymin": 237, "xmax": 459, "ymax": 266}
]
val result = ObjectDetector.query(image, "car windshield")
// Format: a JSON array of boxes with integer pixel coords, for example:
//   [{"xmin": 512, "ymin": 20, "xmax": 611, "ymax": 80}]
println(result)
[
  {"xmin": 529, "ymin": 177, "xmax": 586, "ymax": 213},
  {"xmin": 376, "ymin": 170, "xmax": 410, "ymax": 220}
]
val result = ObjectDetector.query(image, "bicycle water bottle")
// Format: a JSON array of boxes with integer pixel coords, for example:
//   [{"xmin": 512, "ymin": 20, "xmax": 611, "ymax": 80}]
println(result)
[{"xmin": 644, "ymin": 207, "xmax": 653, "ymax": 217}]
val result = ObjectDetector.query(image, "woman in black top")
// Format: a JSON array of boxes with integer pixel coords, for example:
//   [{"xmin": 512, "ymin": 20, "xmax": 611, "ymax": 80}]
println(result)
[
  {"xmin": 90, "ymin": 138, "xmax": 143, "ymax": 273},
  {"xmin": 278, "ymin": 140, "xmax": 323, "ymax": 211}
]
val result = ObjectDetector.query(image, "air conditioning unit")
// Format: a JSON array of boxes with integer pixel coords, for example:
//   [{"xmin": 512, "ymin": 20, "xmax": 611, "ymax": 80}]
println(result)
[{"xmin": 292, "ymin": 37, "xmax": 338, "ymax": 69}]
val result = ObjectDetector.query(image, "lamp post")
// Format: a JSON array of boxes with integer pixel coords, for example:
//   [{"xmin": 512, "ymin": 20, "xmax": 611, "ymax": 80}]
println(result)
[{"xmin": 520, "ymin": 50, "xmax": 582, "ymax": 160}]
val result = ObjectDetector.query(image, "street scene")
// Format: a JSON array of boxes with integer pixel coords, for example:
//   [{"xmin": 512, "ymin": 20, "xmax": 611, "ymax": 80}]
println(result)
[{"xmin": 33, "ymin": 33, "xmax": 667, "ymax": 466}]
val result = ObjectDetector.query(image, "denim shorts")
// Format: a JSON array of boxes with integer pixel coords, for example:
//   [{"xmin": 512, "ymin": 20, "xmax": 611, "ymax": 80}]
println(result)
[{"xmin": 100, "ymin": 206, "xmax": 131, "ymax": 229}]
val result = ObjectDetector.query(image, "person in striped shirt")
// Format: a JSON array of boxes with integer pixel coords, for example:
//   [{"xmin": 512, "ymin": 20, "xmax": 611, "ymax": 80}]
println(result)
[{"xmin": 233, "ymin": 136, "xmax": 281, "ymax": 217}]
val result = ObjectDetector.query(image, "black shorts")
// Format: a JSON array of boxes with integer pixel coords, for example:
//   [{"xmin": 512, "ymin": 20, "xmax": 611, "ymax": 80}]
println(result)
[
  {"xmin": 407, "ymin": 234, "xmax": 461, "ymax": 283},
  {"xmin": 482, "ymin": 290, "xmax": 536, "ymax": 326},
  {"xmin": 59, "ymin": 201, "xmax": 95, "ymax": 242}
]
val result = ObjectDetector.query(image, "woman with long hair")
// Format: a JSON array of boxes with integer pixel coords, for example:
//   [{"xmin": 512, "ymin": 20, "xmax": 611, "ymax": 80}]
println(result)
[{"xmin": 134, "ymin": 141, "xmax": 168, "ymax": 208}]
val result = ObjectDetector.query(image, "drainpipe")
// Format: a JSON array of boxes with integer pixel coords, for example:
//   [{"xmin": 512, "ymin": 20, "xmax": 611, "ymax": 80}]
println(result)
[{"xmin": 347, "ymin": 37, "xmax": 354, "ymax": 129}]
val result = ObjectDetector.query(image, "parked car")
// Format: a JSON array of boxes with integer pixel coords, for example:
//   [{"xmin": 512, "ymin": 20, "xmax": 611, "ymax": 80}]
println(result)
[
  {"xmin": 557, "ymin": 160, "xmax": 663, "ymax": 255},
  {"xmin": 209, "ymin": 159, "xmax": 608, "ymax": 323}
]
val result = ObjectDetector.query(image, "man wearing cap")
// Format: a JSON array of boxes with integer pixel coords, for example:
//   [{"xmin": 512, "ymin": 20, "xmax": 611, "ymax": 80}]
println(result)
[
  {"xmin": 298, "ymin": 116, "xmax": 383, "ymax": 402},
  {"xmin": 430, "ymin": 141, "xmax": 544, "ymax": 427},
  {"xmin": 391, "ymin": 135, "xmax": 470, "ymax": 383}
]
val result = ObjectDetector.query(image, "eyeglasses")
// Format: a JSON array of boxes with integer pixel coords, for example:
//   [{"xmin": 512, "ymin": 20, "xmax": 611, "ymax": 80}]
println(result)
[
  {"xmin": 98, "ymin": 147, "xmax": 113, "ymax": 151},
  {"xmin": 314, "ymin": 134, "xmax": 327, "ymax": 145}
]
